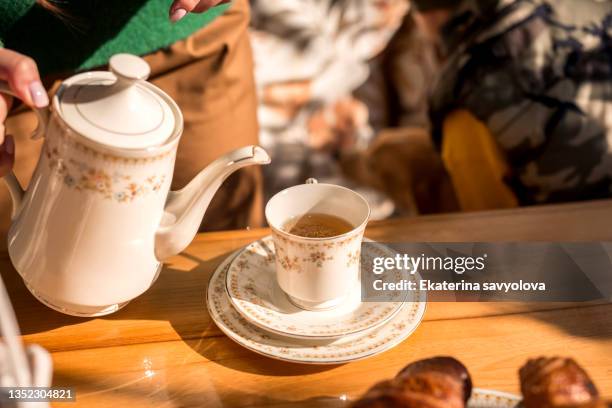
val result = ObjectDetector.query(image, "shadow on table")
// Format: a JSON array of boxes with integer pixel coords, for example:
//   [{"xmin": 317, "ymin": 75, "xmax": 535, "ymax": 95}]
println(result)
[
  {"xmin": 4, "ymin": 247, "xmax": 610, "ymax": 369},
  {"xmin": 524, "ymin": 301, "xmax": 612, "ymax": 340},
  {"xmin": 3, "ymin": 250, "xmax": 339, "ymax": 376},
  {"xmin": 159, "ymin": 253, "xmax": 339, "ymax": 376},
  {"xmin": 0, "ymin": 258, "xmax": 92, "ymax": 335},
  {"xmin": 128, "ymin": 251, "xmax": 340, "ymax": 377}
]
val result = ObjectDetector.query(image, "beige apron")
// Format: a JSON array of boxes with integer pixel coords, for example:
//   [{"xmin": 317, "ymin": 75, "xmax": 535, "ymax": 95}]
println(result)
[{"xmin": 1, "ymin": 0, "xmax": 262, "ymax": 248}]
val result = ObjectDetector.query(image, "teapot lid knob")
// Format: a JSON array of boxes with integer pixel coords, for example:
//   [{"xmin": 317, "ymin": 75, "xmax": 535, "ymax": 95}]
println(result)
[{"xmin": 109, "ymin": 54, "xmax": 150, "ymax": 83}]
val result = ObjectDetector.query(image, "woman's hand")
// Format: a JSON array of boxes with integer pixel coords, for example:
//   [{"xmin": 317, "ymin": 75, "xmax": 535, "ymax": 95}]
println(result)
[
  {"xmin": 169, "ymin": 0, "xmax": 231, "ymax": 22},
  {"xmin": 0, "ymin": 48, "xmax": 48, "ymax": 176}
]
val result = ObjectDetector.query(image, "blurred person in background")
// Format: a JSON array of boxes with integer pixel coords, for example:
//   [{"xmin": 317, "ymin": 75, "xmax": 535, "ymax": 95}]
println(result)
[
  {"xmin": 249, "ymin": 0, "xmax": 409, "ymax": 219},
  {"xmin": 0, "ymin": 0, "xmax": 262, "ymax": 244},
  {"xmin": 342, "ymin": 8, "xmax": 459, "ymax": 215},
  {"xmin": 412, "ymin": 0, "xmax": 612, "ymax": 206}
]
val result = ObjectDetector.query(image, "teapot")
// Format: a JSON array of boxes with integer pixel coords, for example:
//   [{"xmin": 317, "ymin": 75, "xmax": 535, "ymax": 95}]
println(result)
[{"xmin": 0, "ymin": 54, "xmax": 270, "ymax": 317}]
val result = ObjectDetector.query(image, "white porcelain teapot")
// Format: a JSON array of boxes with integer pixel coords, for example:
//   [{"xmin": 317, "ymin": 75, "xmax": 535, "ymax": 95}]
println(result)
[{"xmin": 0, "ymin": 54, "xmax": 270, "ymax": 317}]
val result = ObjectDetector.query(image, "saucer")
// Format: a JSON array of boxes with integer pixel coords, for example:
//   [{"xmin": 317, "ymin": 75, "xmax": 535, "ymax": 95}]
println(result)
[
  {"xmin": 225, "ymin": 236, "xmax": 408, "ymax": 339},
  {"xmin": 207, "ymin": 250, "xmax": 427, "ymax": 365}
]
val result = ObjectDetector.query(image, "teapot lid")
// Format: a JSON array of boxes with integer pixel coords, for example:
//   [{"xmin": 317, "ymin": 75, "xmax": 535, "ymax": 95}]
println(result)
[{"xmin": 56, "ymin": 54, "xmax": 178, "ymax": 150}]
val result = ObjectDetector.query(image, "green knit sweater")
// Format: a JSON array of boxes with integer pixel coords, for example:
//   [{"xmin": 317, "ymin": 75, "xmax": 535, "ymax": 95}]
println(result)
[{"xmin": 0, "ymin": 0, "xmax": 231, "ymax": 76}]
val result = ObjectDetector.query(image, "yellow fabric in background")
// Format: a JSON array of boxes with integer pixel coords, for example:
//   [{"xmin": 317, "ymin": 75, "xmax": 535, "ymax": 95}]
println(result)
[{"xmin": 442, "ymin": 110, "xmax": 519, "ymax": 211}]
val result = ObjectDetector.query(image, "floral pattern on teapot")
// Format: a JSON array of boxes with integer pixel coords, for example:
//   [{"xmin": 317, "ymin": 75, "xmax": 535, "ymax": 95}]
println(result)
[{"xmin": 45, "ymin": 146, "xmax": 166, "ymax": 203}]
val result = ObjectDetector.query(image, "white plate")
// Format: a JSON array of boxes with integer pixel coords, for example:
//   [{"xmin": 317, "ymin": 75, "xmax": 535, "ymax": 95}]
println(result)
[
  {"xmin": 225, "ymin": 236, "xmax": 407, "ymax": 340},
  {"xmin": 207, "ymin": 249, "xmax": 427, "ymax": 365},
  {"xmin": 469, "ymin": 388, "xmax": 522, "ymax": 407}
]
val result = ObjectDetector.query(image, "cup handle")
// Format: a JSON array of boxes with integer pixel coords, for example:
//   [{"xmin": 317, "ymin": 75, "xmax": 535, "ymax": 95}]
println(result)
[
  {"xmin": 305, "ymin": 178, "xmax": 318, "ymax": 185},
  {"xmin": 0, "ymin": 80, "xmax": 51, "ymax": 217}
]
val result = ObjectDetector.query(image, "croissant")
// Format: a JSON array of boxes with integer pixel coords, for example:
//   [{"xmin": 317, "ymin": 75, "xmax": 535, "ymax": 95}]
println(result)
[
  {"xmin": 520, "ymin": 357, "xmax": 608, "ymax": 408},
  {"xmin": 396, "ymin": 356, "xmax": 472, "ymax": 404},
  {"xmin": 350, "ymin": 380, "xmax": 444, "ymax": 408},
  {"xmin": 351, "ymin": 357, "xmax": 472, "ymax": 408}
]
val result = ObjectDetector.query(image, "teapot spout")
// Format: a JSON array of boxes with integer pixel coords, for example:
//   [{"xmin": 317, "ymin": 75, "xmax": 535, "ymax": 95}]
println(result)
[{"xmin": 155, "ymin": 146, "xmax": 270, "ymax": 261}]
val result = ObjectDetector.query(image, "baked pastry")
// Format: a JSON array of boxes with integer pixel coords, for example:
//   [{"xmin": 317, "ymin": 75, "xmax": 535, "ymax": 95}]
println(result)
[
  {"xmin": 520, "ymin": 357, "xmax": 607, "ymax": 408},
  {"xmin": 396, "ymin": 356, "xmax": 472, "ymax": 404},
  {"xmin": 352, "ymin": 380, "xmax": 446, "ymax": 408},
  {"xmin": 352, "ymin": 355, "xmax": 609, "ymax": 408},
  {"xmin": 351, "ymin": 357, "xmax": 472, "ymax": 408}
]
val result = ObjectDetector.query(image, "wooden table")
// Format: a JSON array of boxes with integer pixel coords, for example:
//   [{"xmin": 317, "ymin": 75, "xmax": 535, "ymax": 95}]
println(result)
[{"xmin": 2, "ymin": 200, "xmax": 612, "ymax": 407}]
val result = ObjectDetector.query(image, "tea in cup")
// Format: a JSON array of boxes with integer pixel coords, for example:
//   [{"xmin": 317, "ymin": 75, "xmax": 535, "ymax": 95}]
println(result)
[{"xmin": 265, "ymin": 180, "xmax": 370, "ymax": 311}]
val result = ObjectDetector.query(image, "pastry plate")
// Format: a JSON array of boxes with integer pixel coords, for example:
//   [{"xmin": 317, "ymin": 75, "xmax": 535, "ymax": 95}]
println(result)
[
  {"xmin": 207, "ymin": 249, "xmax": 426, "ymax": 365},
  {"xmin": 225, "ymin": 236, "xmax": 408, "ymax": 340},
  {"xmin": 469, "ymin": 388, "xmax": 522, "ymax": 407}
]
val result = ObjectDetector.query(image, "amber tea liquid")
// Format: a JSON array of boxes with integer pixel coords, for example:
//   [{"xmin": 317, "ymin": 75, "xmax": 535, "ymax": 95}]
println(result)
[{"xmin": 283, "ymin": 213, "xmax": 354, "ymax": 238}]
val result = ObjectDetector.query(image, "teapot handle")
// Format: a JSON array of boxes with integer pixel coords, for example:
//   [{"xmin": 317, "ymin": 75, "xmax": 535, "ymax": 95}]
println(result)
[
  {"xmin": 0, "ymin": 80, "xmax": 50, "ymax": 139},
  {"xmin": 0, "ymin": 80, "xmax": 51, "ymax": 218}
]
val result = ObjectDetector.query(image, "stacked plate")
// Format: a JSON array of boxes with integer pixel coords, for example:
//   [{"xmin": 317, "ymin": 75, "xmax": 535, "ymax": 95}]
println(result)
[{"xmin": 206, "ymin": 236, "xmax": 427, "ymax": 364}]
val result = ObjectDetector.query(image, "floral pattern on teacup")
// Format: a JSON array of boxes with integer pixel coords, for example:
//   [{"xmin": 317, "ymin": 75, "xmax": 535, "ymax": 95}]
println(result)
[
  {"xmin": 271, "ymin": 223, "xmax": 367, "ymax": 310},
  {"xmin": 302, "ymin": 251, "xmax": 333, "ymax": 267},
  {"xmin": 346, "ymin": 250, "xmax": 360, "ymax": 268},
  {"xmin": 271, "ymin": 229, "xmax": 361, "ymax": 272},
  {"xmin": 278, "ymin": 255, "xmax": 301, "ymax": 272},
  {"xmin": 271, "ymin": 230, "xmax": 360, "ymax": 249}
]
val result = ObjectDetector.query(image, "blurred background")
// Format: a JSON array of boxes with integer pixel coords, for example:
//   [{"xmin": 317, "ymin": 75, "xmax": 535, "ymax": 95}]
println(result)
[
  {"xmin": 247, "ymin": 0, "xmax": 612, "ymax": 221},
  {"xmin": 1, "ymin": 0, "xmax": 610, "ymax": 235}
]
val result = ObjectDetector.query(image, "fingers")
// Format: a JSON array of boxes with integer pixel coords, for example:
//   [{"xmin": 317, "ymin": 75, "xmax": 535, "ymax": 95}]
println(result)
[
  {"xmin": 0, "ymin": 50, "xmax": 41, "ymax": 178},
  {"xmin": 169, "ymin": 0, "xmax": 231, "ymax": 22},
  {"xmin": 0, "ymin": 48, "xmax": 48, "ymax": 108},
  {"xmin": 0, "ymin": 134, "xmax": 15, "ymax": 177},
  {"xmin": 0, "ymin": 93, "xmax": 13, "ymax": 145}
]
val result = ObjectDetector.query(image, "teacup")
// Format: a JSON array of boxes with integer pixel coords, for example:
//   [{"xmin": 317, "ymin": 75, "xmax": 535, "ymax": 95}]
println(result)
[{"xmin": 265, "ymin": 180, "xmax": 370, "ymax": 311}]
